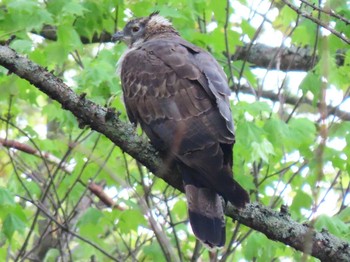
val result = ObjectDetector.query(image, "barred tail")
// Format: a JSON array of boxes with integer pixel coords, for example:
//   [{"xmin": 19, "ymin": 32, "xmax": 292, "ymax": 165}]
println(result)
[{"xmin": 183, "ymin": 171, "xmax": 226, "ymax": 248}]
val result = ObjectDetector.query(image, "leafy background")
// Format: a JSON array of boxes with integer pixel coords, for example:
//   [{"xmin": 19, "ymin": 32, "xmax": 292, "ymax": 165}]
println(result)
[{"xmin": 0, "ymin": 0, "xmax": 350, "ymax": 261}]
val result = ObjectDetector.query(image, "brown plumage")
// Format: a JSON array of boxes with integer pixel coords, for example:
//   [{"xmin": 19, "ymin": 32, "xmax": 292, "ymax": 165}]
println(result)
[{"xmin": 112, "ymin": 12, "xmax": 249, "ymax": 248}]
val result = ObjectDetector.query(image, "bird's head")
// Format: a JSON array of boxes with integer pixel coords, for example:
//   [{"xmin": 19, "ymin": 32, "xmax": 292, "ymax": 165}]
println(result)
[{"xmin": 112, "ymin": 12, "xmax": 178, "ymax": 48}]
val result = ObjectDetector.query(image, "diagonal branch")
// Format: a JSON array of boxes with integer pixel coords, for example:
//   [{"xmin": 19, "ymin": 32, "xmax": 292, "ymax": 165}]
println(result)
[
  {"xmin": 0, "ymin": 45, "xmax": 349, "ymax": 261},
  {"xmin": 0, "ymin": 137, "xmax": 73, "ymax": 173},
  {"xmin": 281, "ymin": 0, "xmax": 350, "ymax": 45},
  {"xmin": 226, "ymin": 203, "xmax": 350, "ymax": 262}
]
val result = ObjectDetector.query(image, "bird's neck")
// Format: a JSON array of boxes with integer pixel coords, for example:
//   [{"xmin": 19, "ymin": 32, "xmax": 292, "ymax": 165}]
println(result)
[{"xmin": 145, "ymin": 27, "xmax": 179, "ymax": 41}]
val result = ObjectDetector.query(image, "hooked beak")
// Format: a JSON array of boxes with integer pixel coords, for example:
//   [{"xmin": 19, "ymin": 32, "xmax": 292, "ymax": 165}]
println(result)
[{"xmin": 111, "ymin": 31, "xmax": 124, "ymax": 42}]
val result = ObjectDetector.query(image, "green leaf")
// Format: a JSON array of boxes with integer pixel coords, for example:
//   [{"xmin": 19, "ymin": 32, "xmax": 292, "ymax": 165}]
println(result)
[
  {"xmin": 235, "ymin": 101, "xmax": 271, "ymax": 118},
  {"xmin": 118, "ymin": 210, "xmax": 147, "ymax": 234},
  {"xmin": 251, "ymin": 139, "xmax": 275, "ymax": 163},
  {"xmin": 172, "ymin": 199, "xmax": 187, "ymax": 220},
  {"xmin": 241, "ymin": 20, "xmax": 256, "ymax": 40},
  {"xmin": 78, "ymin": 208, "xmax": 104, "ymax": 226},
  {"xmin": 292, "ymin": 20, "xmax": 317, "ymax": 46},
  {"xmin": 315, "ymin": 215, "xmax": 349, "ymax": 238},
  {"xmin": 57, "ymin": 25, "xmax": 82, "ymax": 54},
  {"xmin": 209, "ymin": 0, "xmax": 227, "ymax": 24},
  {"xmin": 143, "ymin": 242, "xmax": 167, "ymax": 262},
  {"xmin": 7, "ymin": 0, "xmax": 37, "ymax": 11},
  {"xmin": 244, "ymin": 233, "xmax": 274, "ymax": 260},
  {"xmin": 273, "ymin": 6, "xmax": 298, "ymax": 30},
  {"xmin": 264, "ymin": 118, "xmax": 290, "ymax": 149},
  {"xmin": 62, "ymin": 2, "xmax": 89, "ymax": 17},
  {"xmin": 329, "ymin": 122, "xmax": 350, "ymax": 138},
  {"xmin": 46, "ymin": 0, "xmax": 66, "ymax": 16},
  {"xmin": 288, "ymin": 118, "xmax": 316, "ymax": 150},
  {"xmin": 72, "ymin": 242, "xmax": 99, "ymax": 260},
  {"xmin": 300, "ymin": 72, "xmax": 322, "ymax": 104},
  {"xmin": 236, "ymin": 121, "xmax": 264, "ymax": 143},
  {"xmin": 290, "ymin": 190, "xmax": 313, "ymax": 214},
  {"xmin": 43, "ymin": 249, "xmax": 60, "ymax": 262},
  {"xmin": 337, "ymin": 207, "xmax": 350, "ymax": 223},
  {"xmin": 43, "ymin": 42, "xmax": 67, "ymax": 66},
  {"xmin": 235, "ymin": 120, "xmax": 268, "ymax": 162},
  {"xmin": 6, "ymin": 0, "xmax": 53, "ymax": 31},
  {"xmin": 2, "ymin": 213, "xmax": 26, "ymax": 240},
  {"xmin": 207, "ymin": 28, "xmax": 226, "ymax": 51},
  {"xmin": 0, "ymin": 187, "xmax": 15, "ymax": 207},
  {"xmin": 10, "ymin": 40, "xmax": 33, "ymax": 54}
]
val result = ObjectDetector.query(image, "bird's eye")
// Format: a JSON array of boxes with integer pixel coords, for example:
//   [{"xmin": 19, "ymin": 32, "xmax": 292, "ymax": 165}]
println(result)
[{"xmin": 132, "ymin": 26, "xmax": 140, "ymax": 33}]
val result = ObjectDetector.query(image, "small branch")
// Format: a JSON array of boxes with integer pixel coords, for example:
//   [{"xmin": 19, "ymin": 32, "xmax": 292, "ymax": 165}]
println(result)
[
  {"xmin": 88, "ymin": 182, "xmax": 125, "ymax": 210},
  {"xmin": 0, "ymin": 138, "xmax": 73, "ymax": 173},
  {"xmin": 19, "ymin": 196, "xmax": 118, "ymax": 261},
  {"xmin": 298, "ymin": 0, "xmax": 350, "ymax": 25},
  {"xmin": 223, "ymin": 0, "xmax": 235, "ymax": 86},
  {"xmin": 281, "ymin": 0, "xmax": 350, "ymax": 45}
]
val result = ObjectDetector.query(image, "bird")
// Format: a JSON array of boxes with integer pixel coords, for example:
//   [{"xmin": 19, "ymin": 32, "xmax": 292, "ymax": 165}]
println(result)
[{"xmin": 112, "ymin": 11, "xmax": 249, "ymax": 248}]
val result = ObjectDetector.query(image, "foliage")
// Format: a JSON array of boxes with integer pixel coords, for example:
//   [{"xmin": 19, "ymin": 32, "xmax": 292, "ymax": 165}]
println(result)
[{"xmin": 0, "ymin": 0, "xmax": 350, "ymax": 261}]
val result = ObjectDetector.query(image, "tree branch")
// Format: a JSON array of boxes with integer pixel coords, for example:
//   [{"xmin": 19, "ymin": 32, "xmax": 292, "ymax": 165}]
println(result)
[
  {"xmin": 231, "ymin": 44, "xmax": 325, "ymax": 71},
  {"xmin": 37, "ymin": 25, "xmax": 113, "ymax": 44},
  {"xmin": 238, "ymin": 85, "xmax": 350, "ymax": 121},
  {"xmin": 0, "ymin": 137, "xmax": 73, "ymax": 173},
  {"xmin": 281, "ymin": 0, "xmax": 350, "ymax": 45},
  {"xmin": 88, "ymin": 182, "xmax": 125, "ymax": 210},
  {"xmin": 1, "ymin": 45, "xmax": 349, "ymax": 261},
  {"xmin": 227, "ymin": 203, "xmax": 350, "ymax": 262},
  {"xmin": 33, "ymin": 26, "xmax": 346, "ymax": 71}
]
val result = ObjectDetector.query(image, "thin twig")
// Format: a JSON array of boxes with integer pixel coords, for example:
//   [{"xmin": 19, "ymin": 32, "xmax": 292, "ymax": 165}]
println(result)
[
  {"xmin": 282, "ymin": 0, "xmax": 350, "ymax": 44},
  {"xmin": 298, "ymin": 0, "xmax": 350, "ymax": 25}
]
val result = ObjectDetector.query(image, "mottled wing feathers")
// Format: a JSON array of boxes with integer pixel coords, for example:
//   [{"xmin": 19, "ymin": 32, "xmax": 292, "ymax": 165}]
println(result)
[
  {"xmin": 143, "ymin": 37, "xmax": 235, "ymax": 136},
  {"xmin": 120, "ymin": 37, "xmax": 249, "ymax": 247},
  {"xmin": 121, "ymin": 39, "xmax": 232, "ymax": 150}
]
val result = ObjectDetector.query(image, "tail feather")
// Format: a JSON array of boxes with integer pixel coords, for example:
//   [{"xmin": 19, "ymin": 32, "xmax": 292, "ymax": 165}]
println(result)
[
  {"xmin": 215, "ymin": 168, "xmax": 250, "ymax": 208},
  {"xmin": 183, "ymin": 172, "xmax": 226, "ymax": 248}
]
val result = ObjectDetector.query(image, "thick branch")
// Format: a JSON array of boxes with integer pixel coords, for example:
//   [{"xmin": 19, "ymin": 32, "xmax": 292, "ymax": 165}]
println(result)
[
  {"xmin": 238, "ymin": 85, "xmax": 350, "ymax": 121},
  {"xmin": 231, "ymin": 44, "xmax": 317, "ymax": 71},
  {"xmin": 1, "ymin": 45, "xmax": 349, "ymax": 261},
  {"xmin": 35, "ymin": 26, "xmax": 346, "ymax": 71},
  {"xmin": 37, "ymin": 25, "xmax": 113, "ymax": 44},
  {"xmin": 231, "ymin": 44, "xmax": 347, "ymax": 71},
  {"xmin": 227, "ymin": 203, "xmax": 350, "ymax": 262}
]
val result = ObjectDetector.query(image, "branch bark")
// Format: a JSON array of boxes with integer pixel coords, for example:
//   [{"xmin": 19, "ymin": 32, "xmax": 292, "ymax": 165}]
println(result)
[
  {"xmin": 1, "ymin": 45, "xmax": 349, "ymax": 261},
  {"xmin": 238, "ymin": 85, "xmax": 350, "ymax": 121},
  {"xmin": 230, "ymin": 44, "xmax": 344, "ymax": 71},
  {"xmin": 0, "ymin": 137, "xmax": 73, "ymax": 173},
  {"xmin": 37, "ymin": 25, "xmax": 113, "ymax": 44},
  {"xmin": 227, "ymin": 203, "xmax": 350, "ymax": 262},
  {"xmin": 33, "ymin": 26, "xmax": 346, "ymax": 71}
]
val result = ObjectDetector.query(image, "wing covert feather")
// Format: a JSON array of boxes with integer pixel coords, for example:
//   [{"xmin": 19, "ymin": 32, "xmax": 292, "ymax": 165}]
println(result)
[{"xmin": 121, "ymin": 38, "xmax": 234, "ymax": 151}]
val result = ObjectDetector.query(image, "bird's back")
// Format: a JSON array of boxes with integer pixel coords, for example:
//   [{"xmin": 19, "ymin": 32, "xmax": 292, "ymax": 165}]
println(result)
[{"xmin": 115, "ymin": 16, "xmax": 249, "ymax": 247}]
